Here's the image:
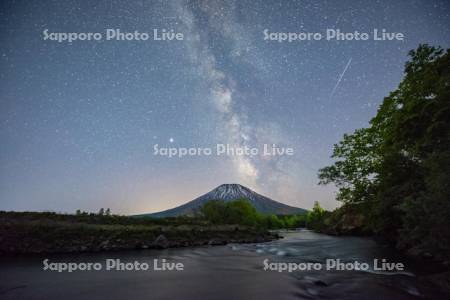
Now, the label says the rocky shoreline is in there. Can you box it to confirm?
[0,213,279,255]
[1,230,279,255]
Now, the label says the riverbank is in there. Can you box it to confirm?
[310,220,450,299]
[1,230,444,299]
[0,212,278,254]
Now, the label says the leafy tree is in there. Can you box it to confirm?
[375,45,450,251]
[225,199,260,226]
[306,201,327,230]
[318,127,381,204]
[318,44,450,256]
[265,215,284,229]
[200,199,306,229]
[200,200,227,224]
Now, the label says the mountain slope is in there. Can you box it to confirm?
[141,184,307,218]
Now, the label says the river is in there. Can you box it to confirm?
[0,230,434,299]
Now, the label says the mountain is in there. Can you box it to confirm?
[141,184,307,218]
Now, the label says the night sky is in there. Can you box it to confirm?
[1,0,449,214]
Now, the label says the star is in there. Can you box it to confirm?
[0,0,448,214]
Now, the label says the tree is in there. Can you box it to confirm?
[226,199,260,226]
[375,45,450,250]
[306,201,327,230]
[318,127,381,204]
[200,200,227,224]
[105,208,111,216]
[318,44,450,255]
[200,199,260,226]
[265,215,284,229]
[98,208,104,216]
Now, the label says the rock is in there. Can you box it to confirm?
[100,240,111,250]
[406,246,423,258]
[208,239,226,246]
[314,280,328,287]
[153,234,169,249]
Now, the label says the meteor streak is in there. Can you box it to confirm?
[330,58,352,100]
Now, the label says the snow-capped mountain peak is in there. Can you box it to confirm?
[145,183,307,218]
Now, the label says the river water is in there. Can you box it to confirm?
[0,230,434,299]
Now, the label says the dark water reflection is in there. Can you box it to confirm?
[0,230,432,299]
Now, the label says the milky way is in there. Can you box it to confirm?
[0,0,449,213]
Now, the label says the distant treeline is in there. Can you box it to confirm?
[199,198,324,230]
[315,44,450,260]
[1,199,313,231]
[0,210,209,226]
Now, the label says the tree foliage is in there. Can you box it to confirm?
[318,44,450,256]
[200,199,260,226]
[306,201,327,231]
[200,199,307,229]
